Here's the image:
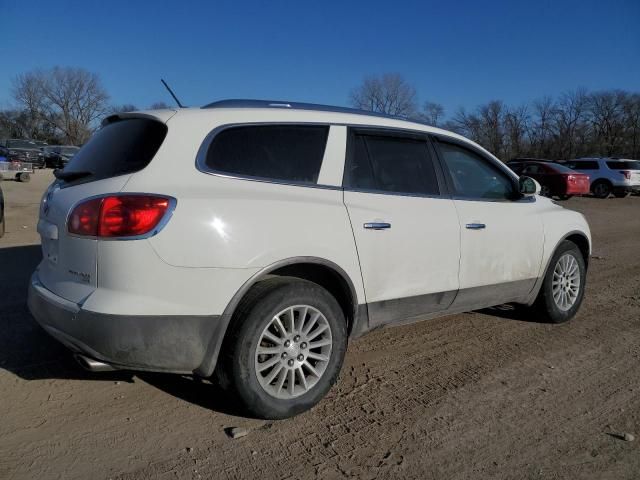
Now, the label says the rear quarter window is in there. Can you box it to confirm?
[63,118,167,185]
[607,160,640,170]
[204,125,329,184]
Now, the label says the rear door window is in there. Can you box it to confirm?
[344,132,440,196]
[63,118,167,185]
[204,125,329,184]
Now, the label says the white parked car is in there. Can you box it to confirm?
[28,100,591,418]
[562,157,640,198]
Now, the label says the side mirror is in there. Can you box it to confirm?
[519,176,540,197]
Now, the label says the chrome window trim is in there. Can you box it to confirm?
[65,193,177,241]
[195,122,336,189]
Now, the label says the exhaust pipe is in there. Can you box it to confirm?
[74,354,118,372]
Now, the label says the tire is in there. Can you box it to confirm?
[533,240,587,323]
[16,172,30,183]
[613,191,630,198]
[540,185,551,197]
[591,180,611,199]
[218,276,348,419]
[558,194,572,201]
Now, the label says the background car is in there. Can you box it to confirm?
[42,145,80,169]
[0,139,46,168]
[508,160,590,200]
[560,158,640,198]
[0,183,4,237]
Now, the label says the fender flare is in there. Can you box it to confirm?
[526,230,591,305]
[194,256,363,377]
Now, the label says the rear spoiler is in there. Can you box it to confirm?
[102,109,178,127]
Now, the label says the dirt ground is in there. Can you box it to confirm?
[1,171,639,480]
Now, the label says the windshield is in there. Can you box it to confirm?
[7,139,38,149]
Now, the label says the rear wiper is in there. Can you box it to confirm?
[53,169,92,181]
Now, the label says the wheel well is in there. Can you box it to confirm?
[268,263,356,335]
[565,233,590,267]
[591,178,612,187]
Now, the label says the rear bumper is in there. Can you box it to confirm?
[28,272,223,374]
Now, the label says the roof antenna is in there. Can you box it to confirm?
[161,79,184,108]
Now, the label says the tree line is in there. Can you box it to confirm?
[350,73,640,160]
[2,67,639,160]
[0,66,169,145]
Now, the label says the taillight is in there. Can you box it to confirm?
[621,170,631,180]
[68,195,173,238]
[567,175,576,183]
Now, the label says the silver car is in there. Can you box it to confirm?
[562,158,640,198]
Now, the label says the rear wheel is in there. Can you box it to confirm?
[591,180,611,199]
[218,277,347,419]
[557,194,572,201]
[533,240,586,323]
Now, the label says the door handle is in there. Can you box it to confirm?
[465,223,486,230]
[364,222,391,230]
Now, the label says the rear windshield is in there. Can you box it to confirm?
[62,118,167,185]
[606,160,640,170]
[547,162,577,173]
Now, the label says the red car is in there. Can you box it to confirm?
[508,160,590,200]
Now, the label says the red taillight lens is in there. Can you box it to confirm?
[68,198,102,236]
[68,195,172,238]
[621,170,631,180]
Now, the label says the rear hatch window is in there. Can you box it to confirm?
[59,117,167,186]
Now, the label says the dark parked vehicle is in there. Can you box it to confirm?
[508,160,590,200]
[42,145,80,169]
[0,183,4,237]
[0,139,46,168]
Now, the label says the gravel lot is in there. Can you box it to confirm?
[1,171,639,479]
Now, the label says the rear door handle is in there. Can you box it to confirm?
[364,222,391,230]
[465,223,486,230]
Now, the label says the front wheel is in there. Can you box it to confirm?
[533,240,587,323]
[557,194,572,201]
[218,277,347,419]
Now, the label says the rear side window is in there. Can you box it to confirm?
[607,160,640,170]
[205,125,329,184]
[344,133,439,196]
[565,161,599,170]
[62,118,167,185]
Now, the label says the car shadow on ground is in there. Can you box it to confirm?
[0,244,132,382]
[0,243,250,416]
[476,303,545,323]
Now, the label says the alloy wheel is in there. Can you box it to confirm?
[254,305,333,399]
[551,253,581,311]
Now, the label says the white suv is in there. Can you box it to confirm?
[562,157,640,198]
[28,100,591,419]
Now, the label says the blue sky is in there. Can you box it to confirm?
[1,0,638,116]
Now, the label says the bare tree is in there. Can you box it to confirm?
[110,104,138,114]
[350,73,417,117]
[12,67,109,145]
[503,105,530,159]
[420,101,445,126]
[149,101,170,109]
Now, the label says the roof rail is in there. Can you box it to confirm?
[201,99,413,122]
